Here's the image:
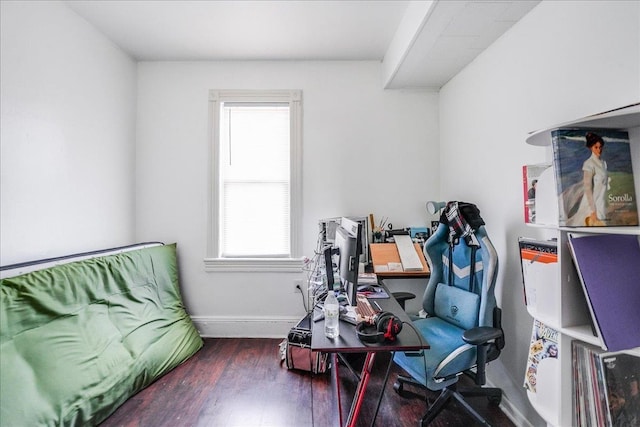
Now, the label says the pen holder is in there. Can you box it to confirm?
[373,231,385,243]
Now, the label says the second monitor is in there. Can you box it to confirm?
[333,217,363,307]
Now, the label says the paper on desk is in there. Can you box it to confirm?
[388,262,403,272]
[344,306,357,321]
[374,264,389,272]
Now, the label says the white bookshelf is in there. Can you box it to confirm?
[524,103,640,427]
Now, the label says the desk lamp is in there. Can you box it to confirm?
[426,201,446,215]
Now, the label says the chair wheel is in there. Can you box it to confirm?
[393,381,406,396]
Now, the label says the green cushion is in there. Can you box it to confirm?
[0,244,203,426]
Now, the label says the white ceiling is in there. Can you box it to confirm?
[65,0,540,90]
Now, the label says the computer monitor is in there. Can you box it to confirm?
[334,217,362,306]
[322,244,335,291]
[319,216,370,265]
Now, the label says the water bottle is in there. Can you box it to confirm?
[324,291,340,339]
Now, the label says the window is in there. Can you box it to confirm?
[205,90,302,272]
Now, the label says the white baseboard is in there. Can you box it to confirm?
[191,315,303,338]
[500,398,533,427]
[486,378,534,427]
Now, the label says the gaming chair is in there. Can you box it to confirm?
[392,201,505,426]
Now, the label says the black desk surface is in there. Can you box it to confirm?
[310,289,430,353]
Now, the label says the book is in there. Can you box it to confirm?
[572,341,640,427]
[518,237,558,315]
[567,233,640,352]
[601,351,640,426]
[534,164,560,226]
[524,319,559,393]
[550,128,638,227]
[573,341,605,427]
[522,163,552,223]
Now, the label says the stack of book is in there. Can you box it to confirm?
[572,341,640,427]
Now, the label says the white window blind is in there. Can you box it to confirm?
[220,104,290,257]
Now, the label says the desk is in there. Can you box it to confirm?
[311,289,429,427]
[370,243,430,279]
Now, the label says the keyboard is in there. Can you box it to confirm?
[355,294,378,323]
[395,234,423,271]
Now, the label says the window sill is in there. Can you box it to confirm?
[203,257,304,273]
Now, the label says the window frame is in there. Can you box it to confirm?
[205,90,303,272]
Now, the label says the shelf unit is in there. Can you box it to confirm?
[524,103,640,427]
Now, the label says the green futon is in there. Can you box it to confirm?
[0,243,203,426]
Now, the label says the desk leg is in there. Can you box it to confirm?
[331,353,343,427]
[370,352,394,427]
[346,352,376,427]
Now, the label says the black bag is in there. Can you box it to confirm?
[279,314,328,374]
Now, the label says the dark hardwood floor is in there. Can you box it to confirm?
[100,338,515,427]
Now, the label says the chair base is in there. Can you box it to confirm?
[394,375,502,426]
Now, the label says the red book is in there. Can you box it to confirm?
[522,163,552,224]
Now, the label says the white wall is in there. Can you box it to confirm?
[438,1,639,425]
[135,61,439,335]
[0,1,137,265]
[8,1,636,423]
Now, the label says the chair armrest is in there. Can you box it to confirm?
[462,326,503,346]
[392,292,416,310]
[463,326,504,385]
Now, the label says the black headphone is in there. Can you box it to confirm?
[356,312,403,344]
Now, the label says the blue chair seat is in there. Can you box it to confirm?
[394,317,476,390]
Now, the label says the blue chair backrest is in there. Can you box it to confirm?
[422,222,498,329]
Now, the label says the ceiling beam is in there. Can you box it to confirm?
[381,1,438,90]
